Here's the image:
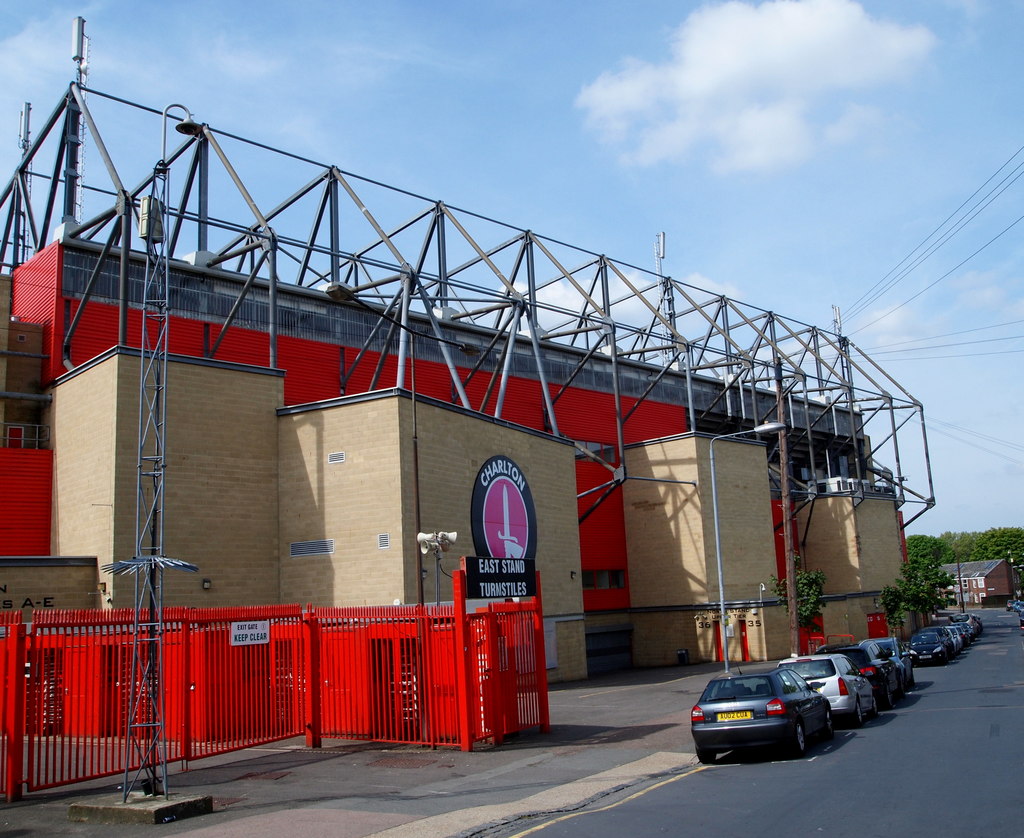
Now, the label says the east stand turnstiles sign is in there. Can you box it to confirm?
[461,556,537,599]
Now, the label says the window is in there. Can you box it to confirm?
[777,671,799,693]
[581,569,626,590]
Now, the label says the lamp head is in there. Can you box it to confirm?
[175,117,203,137]
[325,282,357,302]
[752,421,787,434]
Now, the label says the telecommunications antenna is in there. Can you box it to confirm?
[655,232,676,359]
[69,17,89,221]
[832,305,843,336]
[72,16,89,84]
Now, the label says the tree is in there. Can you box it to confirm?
[905,534,954,566]
[881,537,955,628]
[770,558,826,629]
[971,527,1024,567]
[938,530,978,564]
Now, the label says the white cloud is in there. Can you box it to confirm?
[951,269,1024,316]
[576,0,936,173]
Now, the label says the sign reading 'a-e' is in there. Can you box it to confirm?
[462,556,537,599]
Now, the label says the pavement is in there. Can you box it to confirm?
[0,657,773,838]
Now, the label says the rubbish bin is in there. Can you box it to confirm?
[676,648,689,665]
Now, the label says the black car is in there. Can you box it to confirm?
[815,640,901,708]
[909,629,951,665]
[874,636,915,692]
[690,669,833,764]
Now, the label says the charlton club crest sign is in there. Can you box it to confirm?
[471,455,538,560]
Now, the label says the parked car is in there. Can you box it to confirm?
[949,623,971,648]
[949,614,975,641]
[938,624,963,655]
[1006,600,1019,611]
[873,636,915,693]
[951,612,983,638]
[690,669,833,763]
[909,629,951,665]
[815,640,901,709]
[776,653,876,727]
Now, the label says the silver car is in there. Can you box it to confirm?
[777,653,876,727]
[874,636,915,694]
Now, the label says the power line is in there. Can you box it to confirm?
[867,334,1024,355]
[877,348,1024,361]
[929,416,1024,455]
[927,422,1024,467]
[849,208,1024,336]
[865,317,1024,350]
[845,142,1024,323]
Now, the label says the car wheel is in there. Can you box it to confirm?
[696,748,715,765]
[788,720,807,759]
[821,709,834,741]
[868,693,879,719]
[894,674,905,700]
[851,698,865,728]
[878,681,893,710]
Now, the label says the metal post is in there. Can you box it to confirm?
[709,435,731,673]
[776,359,799,655]
[709,422,787,673]
[411,331,424,606]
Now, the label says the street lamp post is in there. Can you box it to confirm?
[709,422,787,673]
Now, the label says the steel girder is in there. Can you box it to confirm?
[0,84,935,527]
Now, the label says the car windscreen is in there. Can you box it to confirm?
[835,649,869,666]
[911,633,941,644]
[701,676,773,701]
[782,660,836,679]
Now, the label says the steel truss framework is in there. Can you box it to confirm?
[0,84,935,527]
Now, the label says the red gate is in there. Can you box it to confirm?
[1,573,549,802]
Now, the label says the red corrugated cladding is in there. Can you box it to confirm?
[0,449,53,555]
[10,243,62,383]
[771,499,799,580]
[577,461,630,610]
[12,245,703,618]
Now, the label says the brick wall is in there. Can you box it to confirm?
[623,434,780,664]
[278,392,586,681]
[0,560,97,617]
[51,352,283,607]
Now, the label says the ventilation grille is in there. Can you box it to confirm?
[377,533,391,550]
[327,451,346,464]
[290,539,335,557]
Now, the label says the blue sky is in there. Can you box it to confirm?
[2,0,1022,537]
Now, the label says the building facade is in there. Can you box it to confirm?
[0,84,934,682]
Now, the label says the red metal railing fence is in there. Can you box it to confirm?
[0,571,549,802]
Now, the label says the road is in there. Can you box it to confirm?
[492,610,1024,838]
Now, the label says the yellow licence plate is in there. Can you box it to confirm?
[717,710,753,721]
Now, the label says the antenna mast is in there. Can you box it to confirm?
[65,17,89,222]
[655,232,676,354]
